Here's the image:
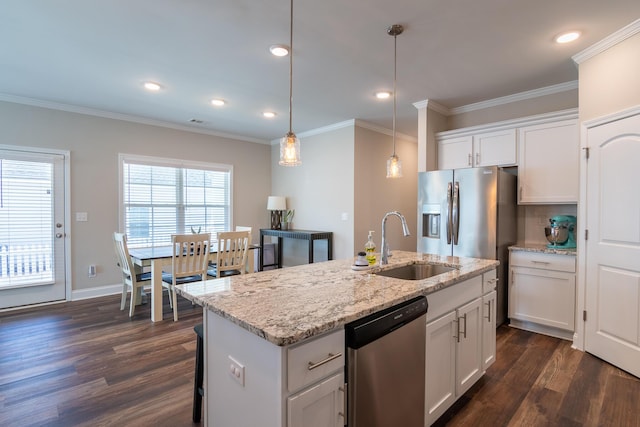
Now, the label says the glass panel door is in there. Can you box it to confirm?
[0,149,66,308]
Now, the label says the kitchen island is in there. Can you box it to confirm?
[176,251,498,427]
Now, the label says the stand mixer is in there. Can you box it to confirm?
[544,215,577,249]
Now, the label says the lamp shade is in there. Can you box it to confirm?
[267,196,287,211]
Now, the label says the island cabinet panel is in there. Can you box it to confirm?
[205,310,344,427]
[287,373,344,427]
[425,271,496,426]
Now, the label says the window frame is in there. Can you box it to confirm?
[118,153,233,248]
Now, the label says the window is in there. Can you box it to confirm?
[120,154,232,248]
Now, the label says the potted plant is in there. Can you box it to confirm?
[281,209,295,230]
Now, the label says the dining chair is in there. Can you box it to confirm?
[113,232,151,317]
[207,230,251,277]
[162,233,211,321]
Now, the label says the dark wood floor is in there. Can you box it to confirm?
[1,294,639,427]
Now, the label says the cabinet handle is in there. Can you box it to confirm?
[454,318,460,343]
[485,300,492,322]
[531,260,551,265]
[468,153,472,166]
[462,313,467,339]
[476,152,480,165]
[308,352,342,370]
[339,384,346,419]
[519,186,523,201]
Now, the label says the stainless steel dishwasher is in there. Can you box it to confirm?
[345,296,427,427]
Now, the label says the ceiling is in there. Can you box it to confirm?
[1,1,639,143]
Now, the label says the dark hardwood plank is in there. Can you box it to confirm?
[2,295,639,426]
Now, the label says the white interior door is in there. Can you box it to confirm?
[585,112,640,378]
[0,148,67,308]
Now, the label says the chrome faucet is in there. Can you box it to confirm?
[380,211,410,265]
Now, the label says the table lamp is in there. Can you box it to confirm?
[267,196,287,229]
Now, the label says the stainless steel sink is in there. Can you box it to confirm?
[375,263,457,280]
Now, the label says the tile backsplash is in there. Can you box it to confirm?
[518,204,578,245]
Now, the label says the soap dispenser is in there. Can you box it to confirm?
[365,230,376,265]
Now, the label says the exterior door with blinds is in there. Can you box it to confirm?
[0,149,67,308]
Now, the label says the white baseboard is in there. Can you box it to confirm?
[71,283,124,301]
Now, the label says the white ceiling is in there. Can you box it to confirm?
[1,1,639,143]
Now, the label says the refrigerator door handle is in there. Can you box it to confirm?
[452,182,460,245]
[446,182,453,244]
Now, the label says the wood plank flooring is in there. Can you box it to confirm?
[1,294,639,426]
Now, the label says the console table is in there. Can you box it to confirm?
[259,229,333,271]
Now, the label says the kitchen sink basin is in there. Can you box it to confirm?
[375,263,457,280]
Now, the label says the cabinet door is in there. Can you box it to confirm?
[473,128,517,167]
[438,135,473,170]
[425,311,457,426]
[456,297,483,396]
[517,119,579,204]
[509,266,576,331]
[482,291,497,371]
[287,372,344,427]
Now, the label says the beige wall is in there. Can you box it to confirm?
[269,122,418,265]
[578,32,640,121]
[270,125,355,263]
[354,126,418,256]
[0,101,271,295]
[448,89,578,130]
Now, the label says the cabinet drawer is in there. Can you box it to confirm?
[510,251,575,273]
[426,275,482,322]
[287,329,345,393]
[482,269,497,294]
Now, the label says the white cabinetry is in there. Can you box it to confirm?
[481,269,497,370]
[517,119,579,204]
[437,128,517,170]
[205,311,344,427]
[425,271,496,426]
[509,250,576,340]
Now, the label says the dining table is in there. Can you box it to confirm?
[128,243,257,322]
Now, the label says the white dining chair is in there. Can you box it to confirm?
[113,232,151,317]
[162,233,211,321]
[208,230,251,277]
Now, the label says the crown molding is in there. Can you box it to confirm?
[413,99,450,115]
[0,93,269,145]
[437,108,578,138]
[573,18,640,64]
[270,119,418,145]
[449,81,578,115]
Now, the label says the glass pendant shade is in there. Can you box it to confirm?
[386,154,403,178]
[279,131,301,166]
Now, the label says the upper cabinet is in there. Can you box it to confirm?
[438,129,517,170]
[517,119,579,204]
[435,109,579,205]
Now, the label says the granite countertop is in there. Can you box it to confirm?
[509,244,577,256]
[175,250,498,346]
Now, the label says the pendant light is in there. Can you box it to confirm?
[386,24,403,178]
[279,0,301,166]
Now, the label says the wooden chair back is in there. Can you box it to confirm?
[113,232,135,285]
[215,231,251,277]
[171,233,211,283]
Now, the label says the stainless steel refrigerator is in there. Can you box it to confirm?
[417,166,517,325]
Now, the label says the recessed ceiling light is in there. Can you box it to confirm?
[210,98,226,106]
[263,111,276,118]
[269,45,289,57]
[555,31,581,44]
[143,81,162,91]
[375,91,392,99]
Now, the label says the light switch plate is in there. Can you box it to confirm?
[76,212,88,222]
[228,355,245,386]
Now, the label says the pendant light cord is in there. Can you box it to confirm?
[288,0,294,135]
[392,31,397,156]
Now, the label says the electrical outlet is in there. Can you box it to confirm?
[228,356,245,386]
[88,264,96,278]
